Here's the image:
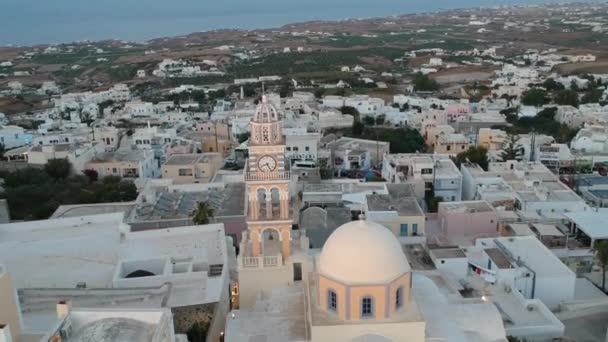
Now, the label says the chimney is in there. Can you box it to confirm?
[0,324,13,342]
[56,300,72,319]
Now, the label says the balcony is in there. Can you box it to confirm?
[238,255,283,269]
[244,160,290,181]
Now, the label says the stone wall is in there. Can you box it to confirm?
[172,303,216,334]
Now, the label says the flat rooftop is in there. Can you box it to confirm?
[578,175,608,187]
[366,194,423,216]
[495,236,576,277]
[164,153,220,166]
[327,136,389,150]
[0,214,228,304]
[440,200,494,214]
[589,189,608,200]
[226,284,307,342]
[19,287,170,334]
[91,149,148,163]
[485,248,513,269]
[564,209,608,240]
[51,202,135,219]
[428,246,466,259]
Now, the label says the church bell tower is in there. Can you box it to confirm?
[243,95,292,262]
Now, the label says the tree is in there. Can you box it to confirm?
[192,201,214,225]
[500,135,523,162]
[455,146,489,171]
[351,120,364,135]
[340,106,359,117]
[570,80,579,91]
[542,78,564,91]
[413,73,439,92]
[581,89,603,104]
[83,169,99,182]
[44,158,71,179]
[521,88,548,107]
[554,89,579,107]
[314,88,326,99]
[80,111,94,126]
[186,322,209,342]
[98,100,115,117]
[362,116,375,126]
[0,143,5,160]
[594,240,608,292]
[0,164,138,220]
[236,132,250,144]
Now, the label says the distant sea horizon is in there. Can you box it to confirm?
[0,0,599,47]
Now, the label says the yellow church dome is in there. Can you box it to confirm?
[318,220,410,285]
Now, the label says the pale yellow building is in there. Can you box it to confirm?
[434,132,469,156]
[425,124,454,149]
[85,149,159,179]
[197,121,234,156]
[478,128,507,151]
[160,153,223,184]
[365,194,426,238]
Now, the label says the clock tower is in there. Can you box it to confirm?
[237,96,308,309]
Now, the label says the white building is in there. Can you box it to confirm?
[382,153,462,202]
[0,125,29,149]
[327,137,390,171]
[0,214,232,341]
[469,236,576,309]
[571,124,608,153]
[284,127,320,164]
[461,160,588,213]
[27,142,99,173]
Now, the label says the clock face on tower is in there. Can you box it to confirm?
[258,155,277,172]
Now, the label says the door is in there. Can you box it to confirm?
[293,262,302,281]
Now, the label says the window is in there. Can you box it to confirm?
[305,146,310,151]
[462,145,466,150]
[446,145,451,151]
[361,297,373,318]
[412,224,418,235]
[399,224,408,236]
[328,290,337,311]
[396,287,403,309]
[286,147,291,151]
[293,147,299,151]
[421,168,433,175]
[112,168,117,173]
[178,168,193,176]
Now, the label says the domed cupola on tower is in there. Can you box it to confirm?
[250,96,283,145]
[316,220,412,321]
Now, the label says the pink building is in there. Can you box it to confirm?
[437,200,498,244]
[445,104,469,120]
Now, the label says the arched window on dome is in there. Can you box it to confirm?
[328,289,337,311]
[361,296,374,318]
[396,287,403,310]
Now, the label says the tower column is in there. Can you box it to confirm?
[251,230,260,257]
[281,228,290,259]
[280,192,289,219]
[248,194,259,220]
[266,198,273,219]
